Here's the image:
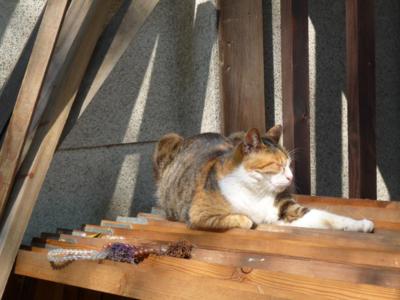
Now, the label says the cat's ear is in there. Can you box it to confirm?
[243,128,262,154]
[228,131,246,146]
[266,125,282,144]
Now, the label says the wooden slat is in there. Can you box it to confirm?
[81,223,400,269]
[295,195,400,209]
[0,1,121,296]
[280,0,310,194]
[47,235,400,289]
[218,0,266,134]
[346,0,377,199]
[86,222,400,250]
[0,0,68,218]
[102,217,400,246]
[16,250,400,300]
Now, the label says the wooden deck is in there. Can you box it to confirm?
[11,195,400,300]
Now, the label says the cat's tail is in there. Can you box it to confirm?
[153,133,184,182]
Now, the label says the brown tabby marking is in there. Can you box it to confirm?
[275,193,310,222]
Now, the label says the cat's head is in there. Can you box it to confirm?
[229,126,293,194]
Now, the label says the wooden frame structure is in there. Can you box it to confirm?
[0,0,396,299]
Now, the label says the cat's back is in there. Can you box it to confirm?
[161,132,232,180]
[154,132,233,221]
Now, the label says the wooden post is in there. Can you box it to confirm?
[218,0,266,135]
[0,0,68,219]
[280,0,310,194]
[346,0,376,199]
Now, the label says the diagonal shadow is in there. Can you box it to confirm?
[130,0,217,216]
[0,0,18,44]
[375,0,400,200]
[0,10,42,139]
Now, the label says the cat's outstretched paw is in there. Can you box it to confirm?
[344,219,374,233]
[360,219,374,233]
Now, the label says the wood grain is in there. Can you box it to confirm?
[16,250,400,300]
[346,0,376,199]
[218,0,266,134]
[0,0,68,218]
[281,0,310,194]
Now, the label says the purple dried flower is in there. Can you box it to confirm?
[105,243,137,264]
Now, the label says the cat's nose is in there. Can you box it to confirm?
[285,171,293,182]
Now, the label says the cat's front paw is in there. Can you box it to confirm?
[360,219,374,233]
[345,219,374,233]
[235,215,254,229]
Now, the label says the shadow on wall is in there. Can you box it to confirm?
[375,0,400,200]
[0,4,41,138]
[131,0,217,215]
[0,0,18,41]
[24,0,217,242]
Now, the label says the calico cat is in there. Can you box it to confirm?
[153,125,374,232]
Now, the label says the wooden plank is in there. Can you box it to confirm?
[85,222,400,251]
[81,224,400,269]
[280,0,310,194]
[46,235,400,289]
[0,1,121,297]
[295,195,400,209]
[218,0,266,134]
[105,217,400,246]
[15,250,400,300]
[346,0,376,199]
[0,0,68,219]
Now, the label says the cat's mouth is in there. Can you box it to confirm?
[271,182,291,191]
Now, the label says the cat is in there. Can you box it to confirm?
[153,125,374,233]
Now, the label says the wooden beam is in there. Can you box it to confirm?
[80,223,400,269]
[41,236,400,290]
[103,217,400,246]
[280,0,310,194]
[218,0,266,134]
[295,194,400,209]
[16,250,400,299]
[0,0,68,219]
[0,1,121,296]
[346,0,376,199]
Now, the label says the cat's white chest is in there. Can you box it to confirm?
[218,168,279,224]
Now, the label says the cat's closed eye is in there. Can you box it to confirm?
[257,162,283,173]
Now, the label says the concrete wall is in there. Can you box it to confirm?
[0,0,399,243]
